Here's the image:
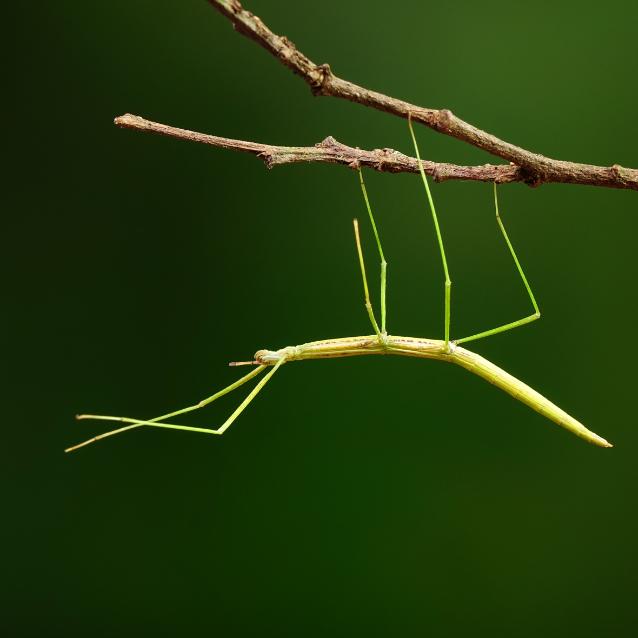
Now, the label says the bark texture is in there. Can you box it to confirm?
[202,0,637,191]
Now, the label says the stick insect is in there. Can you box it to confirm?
[66,118,612,453]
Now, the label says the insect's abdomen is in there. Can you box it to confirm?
[451,347,612,448]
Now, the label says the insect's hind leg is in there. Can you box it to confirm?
[65,362,281,452]
[455,184,540,346]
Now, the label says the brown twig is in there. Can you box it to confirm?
[205,0,637,191]
[114,113,521,183]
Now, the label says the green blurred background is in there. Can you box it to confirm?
[6,1,638,636]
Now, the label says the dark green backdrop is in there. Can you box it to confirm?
[6,1,638,636]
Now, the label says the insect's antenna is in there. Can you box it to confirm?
[352,218,382,338]
[408,113,452,349]
[358,168,388,334]
[66,363,273,452]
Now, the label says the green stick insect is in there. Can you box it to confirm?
[66,118,612,453]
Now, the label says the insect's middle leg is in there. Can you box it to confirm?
[408,115,452,350]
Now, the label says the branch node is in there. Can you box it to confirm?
[611,164,631,184]
[520,168,545,188]
[311,63,333,95]
[258,151,275,169]
[431,165,444,182]
[317,136,337,149]
[437,108,454,131]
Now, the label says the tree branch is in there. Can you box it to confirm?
[114,113,523,183]
[206,0,637,191]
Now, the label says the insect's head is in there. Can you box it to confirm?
[254,346,299,365]
[254,349,284,365]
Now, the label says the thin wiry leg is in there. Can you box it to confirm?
[357,168,388,334]
[352,218,382,338]
[408,114,452,350]
[455,183,540,345]
[65,362,283,452]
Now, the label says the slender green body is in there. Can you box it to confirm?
[68,122,613,453]
[255,335,611,448]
